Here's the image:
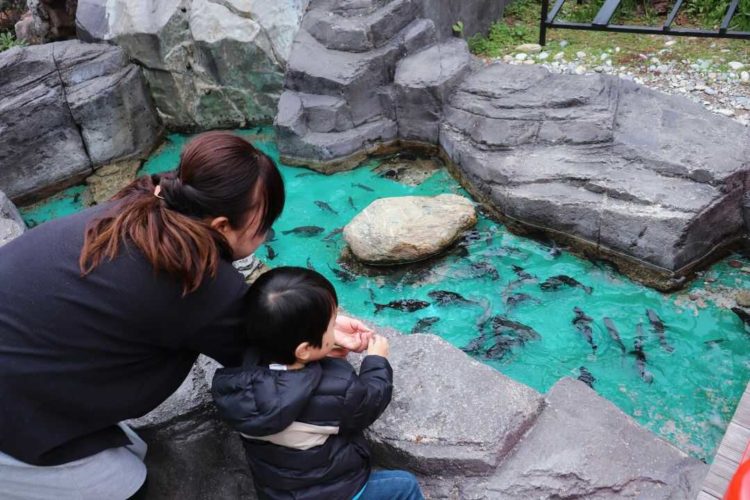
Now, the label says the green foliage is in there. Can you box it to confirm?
[452,20,465,36]
[684,0,750,31]
[0,32,25,51]
[468,21,538,57]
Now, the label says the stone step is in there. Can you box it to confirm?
[304,0,419,53]
[276,90,355,134]
[277,117,398,164]
[394,38,472,142]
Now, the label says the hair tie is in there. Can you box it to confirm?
[154,185,165,200]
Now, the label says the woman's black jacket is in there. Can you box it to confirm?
[211,350,393,500]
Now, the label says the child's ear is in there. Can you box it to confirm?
[295,342,311,362]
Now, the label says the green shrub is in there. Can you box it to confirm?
[684,0,750,31]
[0,31,25,51]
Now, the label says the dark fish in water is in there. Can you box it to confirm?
[470,261,500,280]
[490,316,541,341]
[463,333,488,354]
[485,335,518,359]
[512,265,536,282]
[73,192,82,203]
[314,200,338,215]
[461,230,483,244]
[328,265,356,283]
[282,226,324,237]
[505,293,539,308]
[572,307,597,352]
[427,290,477,306]
[352,182,374,192]
[603,317,626,354]
[295,172,317,178]
[265,245,276,261]
[322,227,344,241]
[266,228,276,242]
[367,287,376,302]
[306,257,315,271]
[647,309,673,353]
[633,324,654,383]
[578,366,596,389]
[374,299,430,314]
[732,307,750,327]
[348,196,356,210]
[412,316,440,333]
[540,275,593,294]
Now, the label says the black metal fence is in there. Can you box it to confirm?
[540,0,750,45]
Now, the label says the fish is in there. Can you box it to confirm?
[540,275,593,294]
[490,316,541,342]
[427,290,477,306]
[352,182,374,192]
[374,299,430,314]
[485,335,518,360]
[632,324,654,384]
[412,316,440,333]
[470,261,500,280]
[505,293,539,308]
[603,317,626,354]
[314,200,338,215]
[572,307,597,352]
[295,172,317,178]
[577,366,596,389]
[463,333,489,354]
[73,192,81,203]
[367,287,376,302]
[282,226,324,237]
[322,227,344,241]
[265,245,276,261]
[731,307,750,328]
[512,265,536,282]
[306,257,315,271]
[646,309,673,353]
[328,265,356,283]
[348,196,356,210]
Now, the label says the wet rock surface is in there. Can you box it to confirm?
[343,194,477,265]
[441,63,750,284]
[0,40,162,203]
[76,0,309,130]
[0,190,25,247]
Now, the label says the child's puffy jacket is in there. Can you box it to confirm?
[211,349,393,500]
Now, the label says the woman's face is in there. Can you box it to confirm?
[212,210,268,260]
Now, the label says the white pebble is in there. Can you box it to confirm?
[515,53,528,61]
[516,43,542,53]
[615,47,621,53]
[553,52,565,61]
[503,54,513,62]
[576,51,586,59]
[538,51,549,60]
[559,40,569,48]
[600,53,609,61]
[717,109,735,117]
[665,40,676,47]
[575,65,586,75]
[741,71,750,82]
[729,61,745,71]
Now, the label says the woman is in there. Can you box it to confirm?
[0,132,372,499]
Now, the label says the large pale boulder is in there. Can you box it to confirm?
[343,194,477,264]
[76,0,310,130]
[0,190,26,247]
[0,40,161,203]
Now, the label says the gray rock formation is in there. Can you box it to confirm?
[0,40,162,203]
[0,190,25,247]
[343,194,477,264]
[474,378,708,499]
[441,64,750,288]
[363,332,543,475]
[76,0,310,130]
[394,38,471,143]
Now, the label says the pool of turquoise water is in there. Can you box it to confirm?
[20,127,750,462]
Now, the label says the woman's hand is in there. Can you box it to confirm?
[329,314,374,358]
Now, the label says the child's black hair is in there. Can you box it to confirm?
[244,266,338,365]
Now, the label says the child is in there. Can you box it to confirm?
[211,266,424,500]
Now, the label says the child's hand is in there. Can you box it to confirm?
[367,334,389,358]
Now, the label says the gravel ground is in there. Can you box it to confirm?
[493,38,750,126]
